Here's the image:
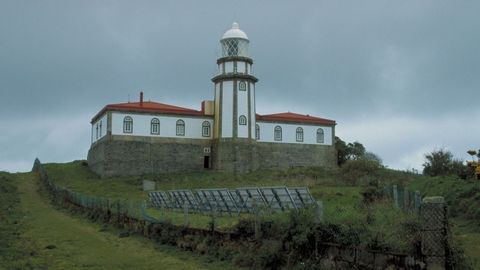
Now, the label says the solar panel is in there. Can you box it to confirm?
[234,187,267,213]
[168,190,202,211]
[288,187,316,208]
[147,186,317,214]
[196,188,239,214]
[148,191,173,209]
[259,187,297,212]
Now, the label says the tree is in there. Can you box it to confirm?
[347,142,366,160]
[335,137,381,166]
[362,151,383,165]
[335,137,349,165]
[422,149,456,176]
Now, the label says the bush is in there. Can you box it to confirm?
[361,185,384,204]
[340,159,381,185]
[422,149,469,178]
[253,240,284,269]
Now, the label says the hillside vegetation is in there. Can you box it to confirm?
[44,160,422,253]
[0,171,243,270]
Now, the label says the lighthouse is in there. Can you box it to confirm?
[212,22,258,140]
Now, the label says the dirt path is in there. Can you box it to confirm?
[16,172,238,270]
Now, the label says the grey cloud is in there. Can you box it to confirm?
[1,0,479,171]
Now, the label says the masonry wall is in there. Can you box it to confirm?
[255,141,337,170]
[88,135,212,177]
[212,139,337,174]
[89,135,337,177]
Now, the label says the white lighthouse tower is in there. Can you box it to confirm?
[212,22,258,140]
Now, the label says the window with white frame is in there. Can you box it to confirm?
[95,124,99,139]
[296,127,304,142]
[317,128,324,143]
[99,121,102,137]
[255,124,260,140]
[176,119,185,136]
[123,116,133,133]
[274,126,282,141]
[239,115,247,125]
[239,81,246,91]
[202,121,211,137]
[151,118,160,135]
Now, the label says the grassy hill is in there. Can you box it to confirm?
[0,171,244,270]
[41,160,480,267]
[43,161,421,252]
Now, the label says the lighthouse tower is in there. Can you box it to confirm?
[212,22,258,140]
[212,22,259,172]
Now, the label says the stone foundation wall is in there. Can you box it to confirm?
[255,141,337,170]
[212,139,337,173]
[88,135,212,177]
[88,136,337,177]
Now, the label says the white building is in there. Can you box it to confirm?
[88,23,337,176]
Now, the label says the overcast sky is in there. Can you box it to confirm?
[1,0,479,173]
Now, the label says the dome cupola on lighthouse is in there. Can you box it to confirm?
[221,22,249,57]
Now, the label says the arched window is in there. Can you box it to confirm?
[317,128,324,143]
[239,115,247,125]
[176,119,185,136]
[255,124,260,140]
[123,116,133,133]
[239,81,246,91]
[151,118,160,135]
[296,127,304,142]
[274,126,282,141]
[202,121,211,137]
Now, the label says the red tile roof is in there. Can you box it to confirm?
[92,101,336,126]
[256,112,336,126]
[91,101,203,123]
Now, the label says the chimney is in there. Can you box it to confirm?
[140,91,144,106]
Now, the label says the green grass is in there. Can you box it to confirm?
[0,172,40,269]
[42,160,421,252]
[1,172,243,270]
[146,208,243,230]
[405,175,480,267]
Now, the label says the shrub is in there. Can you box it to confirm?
[253,240,284,269]
[340,159,381,185]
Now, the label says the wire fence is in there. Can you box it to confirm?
[383,185,422,214]
[32,158,159,223]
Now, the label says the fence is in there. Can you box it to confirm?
[32,159,451,269]
[383,185,423,213]
[32,158,158,223]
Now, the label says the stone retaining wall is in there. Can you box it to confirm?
[88,136,337,176]
[88,135,212,177]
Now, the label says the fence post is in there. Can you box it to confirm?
[421,196,447,270]
[403,187,410,211]
[314,200,323,258]
[392,185,399,208]
[315,201,324,223]
[253,198,260,240]
[414,191,421,213]
[211,205,217,232]
[183,201,189,227]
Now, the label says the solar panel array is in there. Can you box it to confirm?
[148,186,317,215]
